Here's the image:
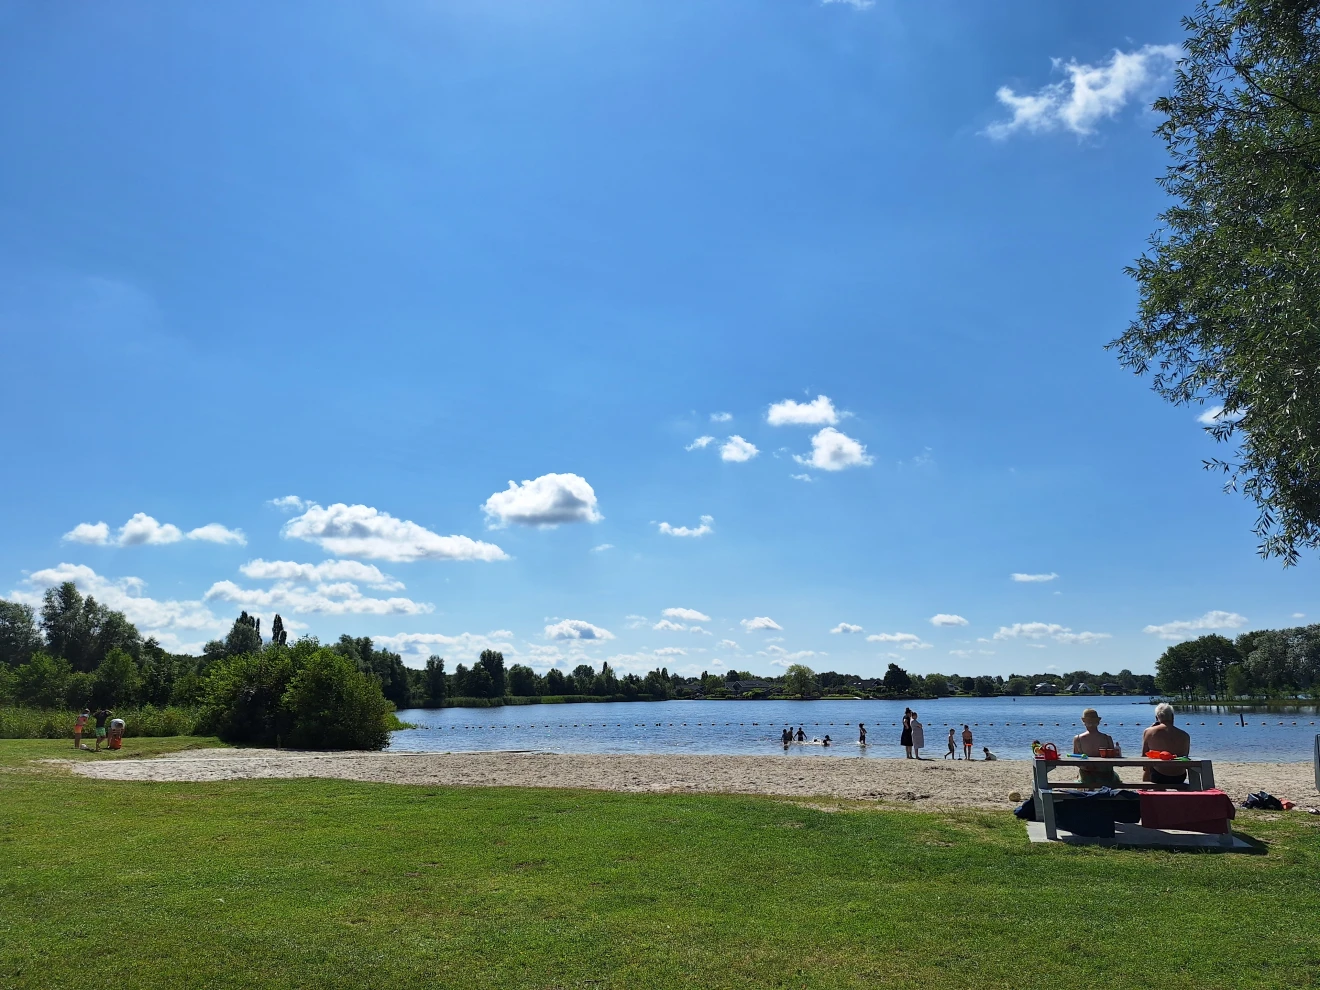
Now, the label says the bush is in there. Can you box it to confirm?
[281,650,392,751]
[198,651,295,745]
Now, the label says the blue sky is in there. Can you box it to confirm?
[2,1,1314,677]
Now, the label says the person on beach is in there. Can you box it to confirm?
[900,710,914,758]
[1073,708,1120,786]
[982,747,998,761]
[93,708,111,752]
[1141,703,1191,788]
[795,726,806,743]
[74,708,90,750]
[945,728,957,759]
[961,725,973,760]
[858,723,867,746]
[910,711,925,759]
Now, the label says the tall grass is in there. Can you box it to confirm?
[0,705,201,739]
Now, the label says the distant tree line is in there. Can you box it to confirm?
[1155,624,1320,700]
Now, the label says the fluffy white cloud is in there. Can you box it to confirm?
[994,622,1110,645]
[205,578,431,616]
[63,521,110,544]
[720,436,759,462]
[591,543,614,553]
[687,435,716,450]
[866,632,931,650]
[653,647,687,657]
[284,502,506,562]
[741,616,782,632]
[1196,405,1245,426]
[985,44,1181,139]
[794,428,873,471]
[544,619,615,641]
[767,395,839,427]
[482,473,603,528]
[1142,610,1247,642]
[717,638,740,650]
[238,558,404,591]
[663,607,711,623]
[373,630,516,667]
[830,623,863,634]
[269,496,307,511]
[186,523,247,546]
[763,645,819,666]
[658,515,714,538]
[12,563,227,654]
[929,613,969,627]
[1011,572,1058,583]
[710,412,732,423]
[118,513,184,545]
[652,619,688,632]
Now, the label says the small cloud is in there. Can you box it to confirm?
[866,632,931,651]
[285,502,506,562]
[790,473,813,482]
[1011,572,1058,583]
[624,614,649,629]
[544,619,615,641]
[794,428,873,471]
[767,395,839,427]
[929,613,969,627]
[591,543,614,553]
[830,623,863,634]
[1197,405,1245,426]
[663,607,711,622]
[653,647,687,657]
[741,616,782,632]
[117,513,184,546]
[186,523,247,546]
[269,496,307,512]
[1142,610,1247,642]
[720,436,759,462]
[482,473,603,528]
[994,622,1110,645]
[1292,612,1306,619]
[63,521,110,545]
[710,412,733,423]
[688,625,711,635]
[658,515,714,538]
[652,619,687,632]
[686,436,716,450]
[822,0,875,8]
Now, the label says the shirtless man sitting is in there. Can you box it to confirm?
[1072,708,1119,786]
[1141,703,1191,788]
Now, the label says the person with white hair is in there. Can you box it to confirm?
[1141,702,1192,788]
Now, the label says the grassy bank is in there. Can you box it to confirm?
[2,738,1318,989]
[0,705,202,739]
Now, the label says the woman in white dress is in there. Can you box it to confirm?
[910,711,925,759]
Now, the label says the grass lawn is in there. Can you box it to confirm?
[2,739,1318,989]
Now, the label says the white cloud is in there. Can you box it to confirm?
[830,622,863,634]
[657,515,713,538]
[1011,572,1058,583]
[269,496,307,512]
[866,632,931,650]
[624,614,649,629]
[653,647,687,657]
[994,622,1110,645]
[720,436,759,462]
[791,473,813,482]
[688,625,711,636]
[544,619,615,641]
[652,619,688,632]
[767,395,839,427]
[741,616,782,632]
[717,639,740,651]
[794,428,873,471]
[985,44,1181,139]
[117,513,184,546]
[63,521,110,545]
[1197,405,1245,426]
[186,523,247,546]
[482,473,603,528]
[1142,610,1248,642]
[929,613,969,627]
[12,563,226,654]
[1293,612,1306,619]
[710,412,733,423]
[591,543,614,553]
[373,630,516,667]
[686,436,716,450]
[238,559,404,591]
[284,502,506,562]
[763,645,818,667]
[663,607,711,622]
[205,579,431,616]
[822,0,875,9]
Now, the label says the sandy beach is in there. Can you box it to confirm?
[65,749,1319,809]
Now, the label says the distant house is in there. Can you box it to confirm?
[730,679,772,696]
[1034,683,1058,695]
[1073,682,1092,694]
[1101,682,1122,695]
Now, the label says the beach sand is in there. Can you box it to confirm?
[65,749,1319,809]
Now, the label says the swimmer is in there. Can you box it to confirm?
[822,734,831,747]
[858,723,867,745]
[795,726,806,742]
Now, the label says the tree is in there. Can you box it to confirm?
[40,582,141,671]
[14,652,72,708]
[1156,641,1199,698]
[224,612,263,657]
[476,650,506,698]
[1111,0,1320,563]
[882,663,912,695]
[281,649,393,750]
[507,663,537,697]
[973,675,996,697]
[423,656,448,707]
[571,664,596,696]
[782,664,820,698]
[94,647,140,707]
[924,673,950,697]
[0,600,42,668]
[545,668,569,695]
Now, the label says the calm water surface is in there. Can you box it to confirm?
[392,696,1319,762]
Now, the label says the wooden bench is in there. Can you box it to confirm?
[1033,757,1216,841]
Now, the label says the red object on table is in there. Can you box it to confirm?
[1139,789,1236,834]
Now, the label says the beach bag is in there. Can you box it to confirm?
[1013,796,1037,821]
[1241,791,1284,811]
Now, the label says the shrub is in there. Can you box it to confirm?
[198,651,295,745]
[281,650,392,751]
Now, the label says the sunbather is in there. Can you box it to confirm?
[1141,703,1191,788]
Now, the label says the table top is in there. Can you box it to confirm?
[1037,756,1208,765]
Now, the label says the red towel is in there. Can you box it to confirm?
[1139,789,1235,834]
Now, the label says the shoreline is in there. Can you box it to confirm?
[65,749,1319,810]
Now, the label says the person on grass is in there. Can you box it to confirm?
[961,725,973,761]
[92,708,111,752]
[73,708,90,750]
[1142,703,1191,788]
[1072,708,1120,787]
[909,711,925,759]
[945,728,957,759]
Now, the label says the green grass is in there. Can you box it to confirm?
[2,739,1318,989]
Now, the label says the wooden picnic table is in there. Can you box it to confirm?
[1032,757,1216,841]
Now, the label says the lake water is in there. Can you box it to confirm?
[392,696,1319,763]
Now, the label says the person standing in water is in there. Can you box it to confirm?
[858,723,867,746]
[795,726,806,742]
[944,728,957,759]
[900,709,914,758]
[910,711,925,759]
